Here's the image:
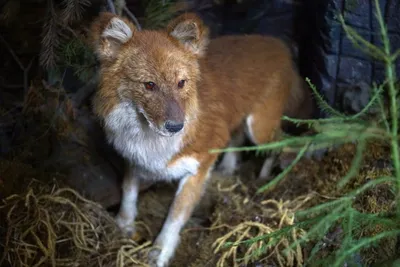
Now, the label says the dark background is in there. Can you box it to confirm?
[0,0,399,207]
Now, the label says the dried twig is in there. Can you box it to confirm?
[114,0,125,15]
[123,6,142,31]
[106,0,116,14]
[0,35,24,70]
[0,34,35,92]
[23,57,35,91]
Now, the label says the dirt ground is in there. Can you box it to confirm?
[132,140,396,267]
[0,75,398,267]
[1,132,397,267]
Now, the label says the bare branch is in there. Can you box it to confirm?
[0,34,24,70]
[0,34,35,92]
[114,0,125,15]
[107,0,116,14]
[23,57,35,92]
[123,6,142,31]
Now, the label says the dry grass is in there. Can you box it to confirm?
[0,141,397,267]
[208,177,312,267]
[0,180,152,267]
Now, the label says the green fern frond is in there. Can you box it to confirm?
[338,15,387,62]
[305,77,347,118]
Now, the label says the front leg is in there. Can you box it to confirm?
[148,163,213,267]
[115,164,140,236]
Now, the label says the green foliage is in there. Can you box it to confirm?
[141,0,184,30]
[58,37,97,82]
[210,0,400,265]
[39,0,91,70]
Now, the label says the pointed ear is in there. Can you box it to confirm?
[89,12,136,62]
[167,13,209,57]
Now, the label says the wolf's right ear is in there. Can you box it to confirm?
[89,12,136,62]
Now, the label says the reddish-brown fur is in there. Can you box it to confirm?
[89,12,313,266]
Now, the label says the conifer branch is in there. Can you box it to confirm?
[40,0,60,69]
[61,0,91,23]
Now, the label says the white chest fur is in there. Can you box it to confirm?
[103,103,199,181]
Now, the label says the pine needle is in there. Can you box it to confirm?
[61,0,91,23]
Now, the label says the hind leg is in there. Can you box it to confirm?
[258,156,277,179]
[217,127,245,175]
[245,93,288,179]
[246,113,281,180]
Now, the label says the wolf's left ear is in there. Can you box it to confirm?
[167,13,209,57]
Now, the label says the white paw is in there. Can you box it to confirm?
[217,152,239,176]
[258,157,276,180]
[148,246,171,267]
[115,213,135,236]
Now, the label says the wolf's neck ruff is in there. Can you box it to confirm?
[104,102,197,180]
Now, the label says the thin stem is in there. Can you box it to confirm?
[0,35,34,93]
[256,143,310,194]
[373,82,391,132]
[350,82,384,120]
[337,137,366,188]
[374,0,400,204]
[333,230,400,267]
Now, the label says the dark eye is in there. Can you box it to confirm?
[177,80,186,89]
[144,82,156,90]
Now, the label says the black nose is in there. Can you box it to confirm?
[165,120,184,133]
